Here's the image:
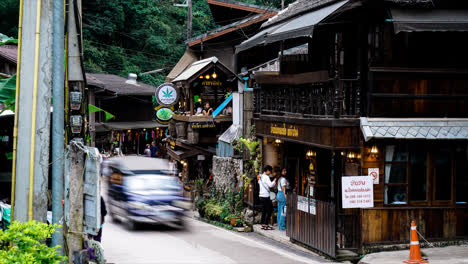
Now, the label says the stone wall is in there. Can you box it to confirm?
[212,156,243,193]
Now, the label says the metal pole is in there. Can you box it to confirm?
[51,0,65,250]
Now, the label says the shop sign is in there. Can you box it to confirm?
[202,80,222,86]
[297,195,316,215]
[368,168,379,184]
[156,108,174,124]
[270,123,299,137]
[342,176,374,209]
[155,83,178,106]
[190,122,216,129]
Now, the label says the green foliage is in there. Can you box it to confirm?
[0,0,19,37]
[204,199,223,220]
[0,74,16,114]
[0,221,67,264]
[239,137,259,158]
[81,0,218,86]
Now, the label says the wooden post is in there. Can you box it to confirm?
[67,142,85,263]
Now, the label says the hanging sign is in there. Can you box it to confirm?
[342,176,373,208]
[155,83,178,106]
[156,108,174,124]
[368,168,379,184]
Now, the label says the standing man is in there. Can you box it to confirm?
[258,165,276,230]
[150,141,158,158]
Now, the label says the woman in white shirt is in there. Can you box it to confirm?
[258,165,277,230]
[277,168,289,231]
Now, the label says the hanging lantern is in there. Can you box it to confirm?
[205,74,210,79]
[212,72,217,79]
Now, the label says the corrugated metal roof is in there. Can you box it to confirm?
[86,73,156,96]
[172,57,218,82]
[0,45,18,64]
[360,117,468,142]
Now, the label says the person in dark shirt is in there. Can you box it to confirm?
[94,196,107,242]
[150,141,158,158]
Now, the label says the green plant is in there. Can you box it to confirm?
[230,139,244,154]
[195,197,206,217]
[204,199,223,221]
[0,220,67,264]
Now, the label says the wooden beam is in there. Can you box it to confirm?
[187,13,275,47]
[255,70,330,85]
[207,0,275,14]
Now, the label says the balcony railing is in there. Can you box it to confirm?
[254,78,360,118]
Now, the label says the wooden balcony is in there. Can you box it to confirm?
[254,78,361,119]
[172,114,232,123]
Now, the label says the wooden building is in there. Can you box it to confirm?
[236,0,468,257]
[165,0,277,184]
[86,73,167,154]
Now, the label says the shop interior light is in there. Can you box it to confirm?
[306,150,316,158]
[127,129,131,132]
[199,75,204,79]
[274,139,282,144]
[370,145,379,158]
[341,151,345,156]
[212,72,217,79]
[205,74,210,79]
[143,128,146,131]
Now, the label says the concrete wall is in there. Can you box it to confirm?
[212,156,242,192]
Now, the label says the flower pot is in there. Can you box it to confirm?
[230,217,241,227]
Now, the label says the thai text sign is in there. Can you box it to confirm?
[270,123,299,137]
[297,195,316,215]
[190,122,216,129]
[342,176,374,208]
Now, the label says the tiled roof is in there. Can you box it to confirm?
[0,45,18,64]
[86,73,156,96]
[360,117,468,142]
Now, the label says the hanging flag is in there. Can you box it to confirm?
[88,104,115,121]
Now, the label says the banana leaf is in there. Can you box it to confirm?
[0,74,16,114]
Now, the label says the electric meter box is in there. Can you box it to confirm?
[70,115,82,134]
[70,92,82,110]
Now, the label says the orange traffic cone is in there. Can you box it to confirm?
[403,221,428,264]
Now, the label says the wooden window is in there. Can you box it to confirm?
[455,145,468,204]
[384,144,408,205]
[384,143,463,206]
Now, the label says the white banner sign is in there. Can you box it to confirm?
[368,168,379,184]
[342,176,374,208]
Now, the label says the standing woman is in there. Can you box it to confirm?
[276,168,289,230]
[258,165,277,230]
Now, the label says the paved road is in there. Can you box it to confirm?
[101,215,328,264]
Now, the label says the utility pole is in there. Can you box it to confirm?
[66,0,87,262]
[51,0,66,251]
[281,0,285,10]
[13,0,53,222]
[187,0,192,40]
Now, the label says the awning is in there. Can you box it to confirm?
[265,0,349,44]
[390,9,468,34]
[235,21,287,53]
[167,148,201,161]
[360,117,468,142]
[165,50,197,82]
[218,124,242,144]
[172,57,219,83]
[99,121,168,131]
[235,0,348,52]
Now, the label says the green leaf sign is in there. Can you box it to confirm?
[155,83,178,106]
[156,107,174,122]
